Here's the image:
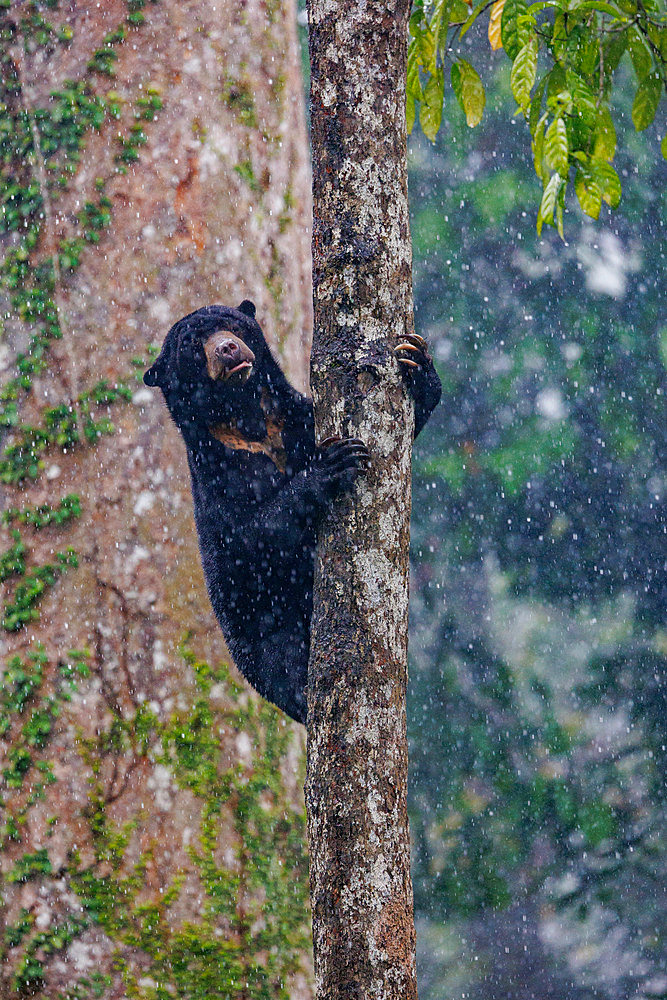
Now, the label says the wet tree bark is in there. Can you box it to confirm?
[0,2,313,995]
[305,2,418,999]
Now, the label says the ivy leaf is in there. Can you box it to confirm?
[451,60,486,127]
[575,167,602,219]
[501,0,529,60]
[488,0,505,50]
[511,37,538,111]
[420,69,445,141]
[537,172,562,235]
[632,73,662,131]
[544,117,569,176]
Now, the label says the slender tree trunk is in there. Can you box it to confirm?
[305,2,418,998]
[0,2,313,994]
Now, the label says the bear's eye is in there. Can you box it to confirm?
[178,328,203,348]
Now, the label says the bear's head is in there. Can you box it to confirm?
[144,300,270,432]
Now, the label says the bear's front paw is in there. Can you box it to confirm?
[316,436,370,494]
[394,333,433,375]
[394,333,442,432]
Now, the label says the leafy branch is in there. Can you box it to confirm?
[407,0,666,233]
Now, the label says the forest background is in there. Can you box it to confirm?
[0,0,664,998]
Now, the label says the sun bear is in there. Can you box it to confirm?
[144,300,441,723]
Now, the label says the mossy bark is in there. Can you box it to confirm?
[0,2,313,996]
[304,1,418,998]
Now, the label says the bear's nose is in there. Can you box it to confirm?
[204,330,255,381]
[215,339,241,361]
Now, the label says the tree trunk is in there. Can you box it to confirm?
[305,1,418,998]
[0,2,313,995]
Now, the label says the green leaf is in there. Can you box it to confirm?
[430,0,451,51]
[551,11,568,62]
[537,172,562,234]
[632,73,662,131]
[602,31,627,81]
[556,181,565,239]
[409,6,426,36]
[566,69,597,128]
[589,159,622,207]
[544,117,569,176]
[627,27,652,80]
[460,0,490,38]
[647,23,667,61]
[450,0,471,22]
[407,45,423,101]
[532,113,548,179]
[545,65,567,103]
[566,24,599,76]
[420,69,445,141]
[593,105,617,161]
[511,37,538,111]
[574,0,627,15]
[413,22,436,72]
[529,74,548,134]
[662,133,667,159]
[501,0,529,60]
[406,92,416,134]
[575,167,602,219]
[451,60,486,127]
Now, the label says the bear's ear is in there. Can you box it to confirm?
[238,299,256,319]
[144,357,167,388]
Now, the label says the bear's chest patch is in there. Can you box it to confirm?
[209,393,287,474]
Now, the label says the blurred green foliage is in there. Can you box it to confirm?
[407,35,665,998]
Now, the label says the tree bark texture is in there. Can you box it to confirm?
[1,2,313,995]
[305,2,418,998]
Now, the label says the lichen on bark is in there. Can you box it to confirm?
[305,1,419,998]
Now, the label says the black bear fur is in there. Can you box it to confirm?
[145,301,441,724]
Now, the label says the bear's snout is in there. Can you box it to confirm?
[204,331,255,382]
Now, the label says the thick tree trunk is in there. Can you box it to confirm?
[0,2,313,995]
[305,2,418,998]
